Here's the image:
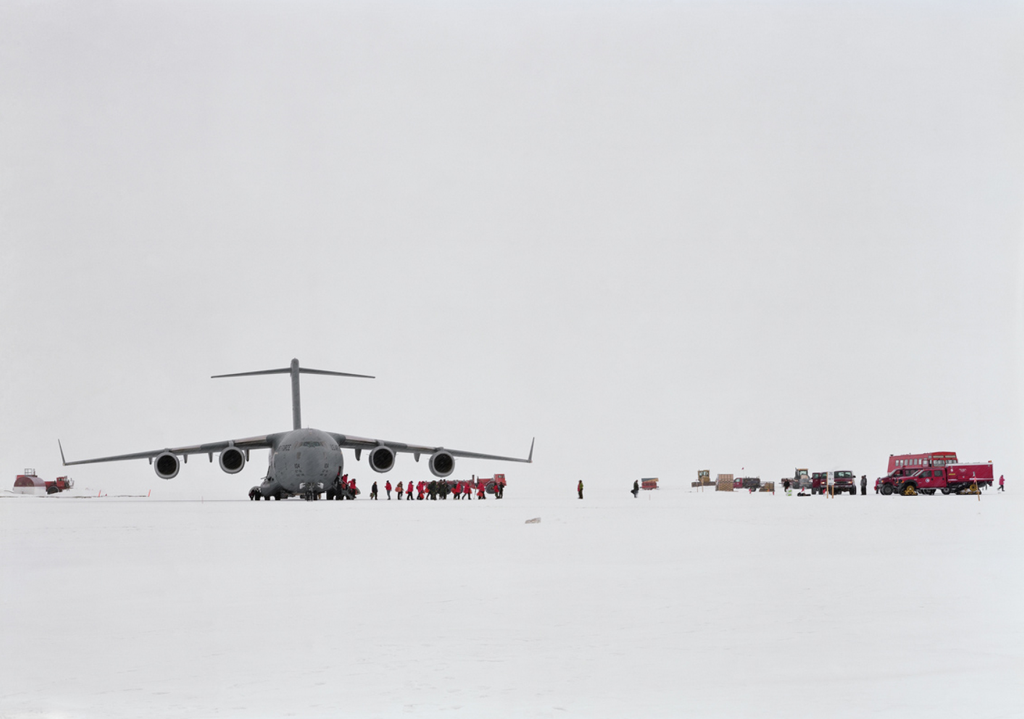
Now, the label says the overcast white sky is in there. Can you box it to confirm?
[2,1,1021,499]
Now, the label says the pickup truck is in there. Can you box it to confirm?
[876,462,994,495]
[811,471,857,495]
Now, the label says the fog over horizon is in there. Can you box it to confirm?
[2,1,1022,499]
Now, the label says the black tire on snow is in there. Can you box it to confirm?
[881,484,893,496]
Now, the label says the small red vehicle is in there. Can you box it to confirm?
[473,474,506,496]
[13,469,74,495]
[732,477,761,491]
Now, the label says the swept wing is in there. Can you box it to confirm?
[59,434,280,467]
[331,434,534,464]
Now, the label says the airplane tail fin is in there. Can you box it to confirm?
[212,358,374,430]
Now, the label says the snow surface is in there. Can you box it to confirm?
[2,487,1021,719]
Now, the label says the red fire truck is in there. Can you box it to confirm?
[876,452,993,495]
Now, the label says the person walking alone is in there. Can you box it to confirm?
[371,480,378,500]
[999,475,1005,492]
[632,480,639,498]
[577,480,584,500]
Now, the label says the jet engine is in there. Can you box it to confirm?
[154,452,180,480]
[429,451,455,478]
[368,445,396,473]
[219,447,246,474]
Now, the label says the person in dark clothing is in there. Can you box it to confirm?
[632,480,639,498]
[577,480,584,499]
[428,479,438,500]
[371,481,378,500]
[783,478,791,493]
[860,475,867,495]
[497,481,504,499]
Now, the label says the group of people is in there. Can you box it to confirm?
[368,477,505,501]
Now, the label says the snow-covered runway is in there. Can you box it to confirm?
[2,489,1021,718]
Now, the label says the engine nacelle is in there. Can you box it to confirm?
[154,452,180,480]
[368,446,396,473]
[219,447,246,474]
[429,451,455,478]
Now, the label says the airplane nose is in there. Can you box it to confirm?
[303,456,318,474]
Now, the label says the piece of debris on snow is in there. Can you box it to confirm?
[525,517,541,524]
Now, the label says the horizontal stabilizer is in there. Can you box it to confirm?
[212,358,373,430]
[213,367,374,379]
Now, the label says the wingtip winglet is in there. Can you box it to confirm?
[528,437,534,463]
[58,439,66,466]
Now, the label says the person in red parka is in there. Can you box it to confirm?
[999,475,1005,492]
[406,481,413,500]
[385,480,392,499]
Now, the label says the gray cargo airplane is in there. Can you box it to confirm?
[59,359,533,500]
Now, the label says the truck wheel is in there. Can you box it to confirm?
[881,484,893,496]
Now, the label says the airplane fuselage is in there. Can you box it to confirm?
[259,428,344,499]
